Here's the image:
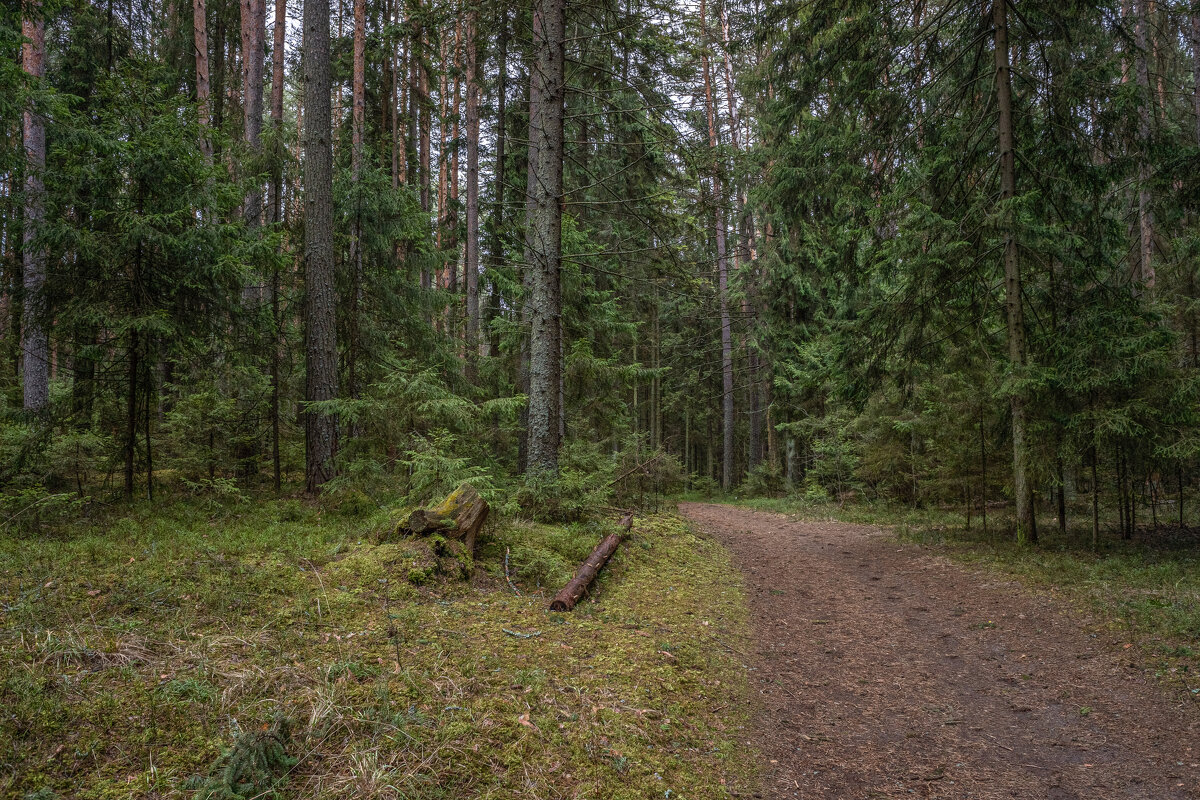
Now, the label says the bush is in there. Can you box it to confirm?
[0,488,91,534]
[513,438,613,522]
[743,461,785,498]
[612,446,684,506]
[184,716,296,800]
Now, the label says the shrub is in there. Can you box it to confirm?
[743,461,786,498]
[184,716,296,800]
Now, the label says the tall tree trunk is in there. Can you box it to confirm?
[125,330,139,498]
[464,6,481,375]
[348,0,365,433]
[269,0,284,221]
[268,0,285,492]
[718,0,761,472]
[438,33,449,264]
[523,0,566,474]
[701,0,734,491]
[194,0,212,159]
[351,0,365,176]
[241,0,265,226]
[237,0,266,479]
[1192,3,1200,144]
[390,0,404,187]
[419,26,432,288]
[303,0,338,493]
[1135,0,1154,289]
[994,0,1034,543]
[486,6,508,359]
[21,1,48,414]
[212,7,225,157]
[449,16,462,301]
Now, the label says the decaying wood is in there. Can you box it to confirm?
[395,483,489,554]
[548,512,633,612]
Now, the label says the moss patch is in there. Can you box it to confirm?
[0,498,755,799]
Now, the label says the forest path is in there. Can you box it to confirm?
[679,503,1200,800]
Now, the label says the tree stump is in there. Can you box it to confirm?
[394,483,489,555]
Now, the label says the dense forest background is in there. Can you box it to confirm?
[3,0,1200,543]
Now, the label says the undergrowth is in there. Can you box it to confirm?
[0,494,754,799]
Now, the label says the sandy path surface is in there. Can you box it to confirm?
[680,503,1200,799]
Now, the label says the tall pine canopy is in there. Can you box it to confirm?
[0,0,1198,543]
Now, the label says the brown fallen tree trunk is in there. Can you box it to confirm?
[548,512,634,612]
[392,483,490,555]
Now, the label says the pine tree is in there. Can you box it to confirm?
[21,0,48,414]
[303,0,337,493]
[524,0,567,475]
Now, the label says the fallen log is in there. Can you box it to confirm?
[548,512,634,612]
[393,483,489,555]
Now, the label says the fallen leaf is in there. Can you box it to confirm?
[518,713,538,730]
[87,589,101,597]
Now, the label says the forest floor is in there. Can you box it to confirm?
[0,498,755,799]
[680,502,1200,800]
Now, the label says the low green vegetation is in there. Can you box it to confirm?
[0,497,754,799]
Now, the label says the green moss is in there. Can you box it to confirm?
[0,497,756,799]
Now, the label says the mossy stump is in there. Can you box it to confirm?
[391,483,489,558]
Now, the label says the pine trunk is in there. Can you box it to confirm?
[464,7,481,373]
[486,7,508,359]
[303,0,338,493]
[701,0,734,491]
[1192,4,1200,144]
[21,3,48,414]
[1135,0,1154,288]
[241,0,265,227]
[994,0,1034,543]
[268,0,285,492]
[194,0,212,159]
[449,17,462,300]
[348,0,365,432]
[524,0,567,474]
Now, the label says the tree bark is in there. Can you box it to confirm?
[438,33,449,264]
[269,0,285,220]
[701,0,734,491]
[1135,0,1154,289]
[390,0,405,187]
[464,6,481,374]
[268,0,285,492]
[419,24,432,286]
[348,0,365,434]
[1192,3,1200,144]
[523,0,567,475]
[485,7,508,359]
[548,513,633,611]
[448,16,462,301]
[392,483,490,555]
[994,0,1035,543]
[212,7,226,157]
[125,330,139,498]
[194,0,213,159]
[303,0,338,493]
[21,2,48,414]
[351,0,364,174]
[241,0,265,226]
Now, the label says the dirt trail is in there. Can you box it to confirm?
[680,503,1200,800]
